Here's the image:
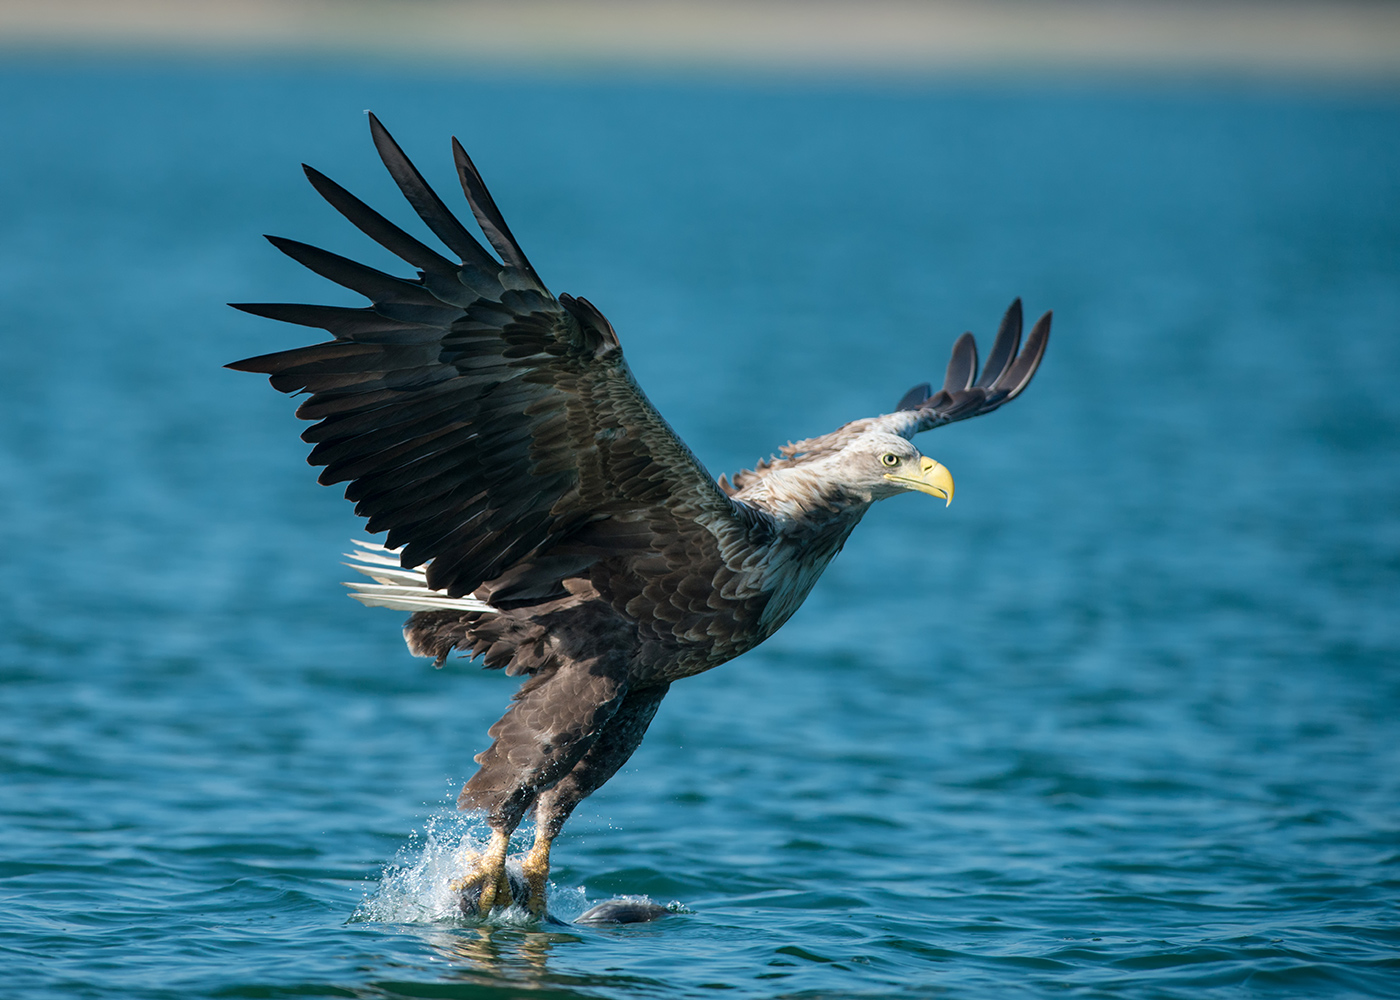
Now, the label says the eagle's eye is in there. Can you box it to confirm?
[881,453,900,468]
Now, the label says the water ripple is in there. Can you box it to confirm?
[2,59,1398,1000]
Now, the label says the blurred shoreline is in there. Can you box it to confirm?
[2,0,1399,81]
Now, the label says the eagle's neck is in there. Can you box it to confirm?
[734,466,871,636]
[737,464,873,527]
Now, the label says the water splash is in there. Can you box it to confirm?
[353,810,493,925]
[352,810,593,926]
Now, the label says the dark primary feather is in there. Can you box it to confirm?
[263,236,446,307]
[943,333,978,393]
[301,163,458,275]
[973,297,1022,389]
[895,382,932,412]
[366,112,500,273]
[452,137,541,284]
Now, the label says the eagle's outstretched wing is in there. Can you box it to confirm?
[883,297,1051,435]
[722,300,1050,492]
[229,114,765,603]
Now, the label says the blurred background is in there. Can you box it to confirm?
[3,0,1400,77]
[1,3,1398,999]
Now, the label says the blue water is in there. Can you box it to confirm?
[1,59,1398,999]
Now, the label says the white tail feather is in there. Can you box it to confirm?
[343,539,498,614]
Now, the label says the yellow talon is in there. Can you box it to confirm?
[453,830,511,914]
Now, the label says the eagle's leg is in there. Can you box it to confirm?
[452,655,643,915]
[523,684,670,916]
[520,825,554,917]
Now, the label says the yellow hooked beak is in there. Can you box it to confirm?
[884,456,954,506]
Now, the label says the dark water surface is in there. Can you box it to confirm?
[1,60,1398,999]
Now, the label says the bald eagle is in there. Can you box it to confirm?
[229,114,1049,917]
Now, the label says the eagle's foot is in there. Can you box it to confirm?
[454,866,512,914]
[452,829,515,916]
